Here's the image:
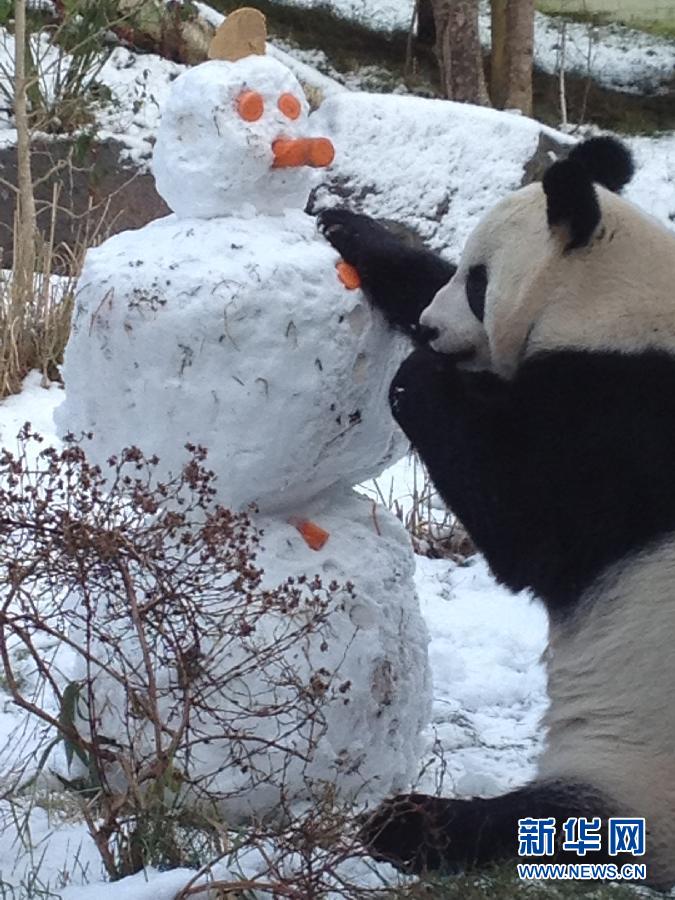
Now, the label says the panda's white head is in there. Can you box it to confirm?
[421,137,675,379]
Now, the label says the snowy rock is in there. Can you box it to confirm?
[74,489,431,819]
[310,92,572,257]
[153,56,331,218]
[55,212,408,513]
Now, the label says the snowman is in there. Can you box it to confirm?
[55,8,432,820]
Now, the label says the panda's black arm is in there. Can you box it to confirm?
[317,208,455,343]
[391,347,675,614]
[361,780,615,875]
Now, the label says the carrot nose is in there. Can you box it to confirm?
[272,138,335,169]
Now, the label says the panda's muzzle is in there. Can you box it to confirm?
[413,323,440,344]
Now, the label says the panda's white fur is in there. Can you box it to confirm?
[541,538,675,886]
[421,183,675,377]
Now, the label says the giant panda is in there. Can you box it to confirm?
[317,136,675,889]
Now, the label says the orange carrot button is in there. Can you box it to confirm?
[236,90,264,122]
[278,93,302,120]
[336,260,361,290]
[288,516,330,551]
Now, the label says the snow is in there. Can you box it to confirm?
[0,371,62,447]
[61,868,196,899]
[67,485,431,822]
[95,47,184,168]
[0,372,548,897]
[0,29,70,111]
[414,556,547,799]
[311,92,675,261]
[524,9,675,95]
[250,490,432,813]
[312,91,572,257]
[625,132,675,226]
[47,46,434,846]
[56,209,409,513]
[1,0,673,169]
[266,0,675,96]
[270,0,412,33]
[194,4,349,99]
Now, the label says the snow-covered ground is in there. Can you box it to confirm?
[269,0,675,95]
[524,9,675,95]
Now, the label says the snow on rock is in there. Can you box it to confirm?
[153,56,332,218]
[95,46,185,169]
[311,91,572,257]
[258,0,675,94]
[311,92,675,261]
[55,210,408,513]
[269,0,412,33]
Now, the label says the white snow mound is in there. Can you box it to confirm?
[72,489,431,819]
[55,211,409,513]
[312,92,572,256]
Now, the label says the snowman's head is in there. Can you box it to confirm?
[153,55,334,218]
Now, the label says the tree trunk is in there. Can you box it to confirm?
[13,0,36,305]
[431,0,489,105]
[490,0,535,115]
[417,0,436,46]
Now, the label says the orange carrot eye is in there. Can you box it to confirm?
[236,90,264,122]
[278,93,302,120]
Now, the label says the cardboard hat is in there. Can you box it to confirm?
[208,7,267,62]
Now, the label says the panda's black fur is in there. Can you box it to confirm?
[318,137,675,887]
[318,209,455,342]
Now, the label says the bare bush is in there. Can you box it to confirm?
[0,0,138,399]
[0,236,76,397]
[368,452,474,561]
[0,430,356,881]
[0,1,121,133]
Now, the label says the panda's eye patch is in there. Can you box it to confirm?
[466,264,488,321]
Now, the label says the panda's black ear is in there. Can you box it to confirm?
[567,136,634,193]
[543,159,600,252]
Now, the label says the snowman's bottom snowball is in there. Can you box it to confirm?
[74,488,432,822]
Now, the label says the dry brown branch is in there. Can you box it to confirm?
[179,877,301,898]
[0,432,359,881]
[368,452,474,560]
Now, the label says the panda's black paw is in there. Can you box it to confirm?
[360,793,458,875]
[389,348,457,441]
[316,208,393,267]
